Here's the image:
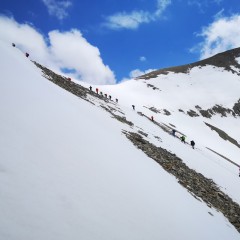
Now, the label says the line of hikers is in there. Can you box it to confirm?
[89,85,197,150]
[13,42,198,154]
[12,43,29,58]
[172,129,195,149]
[89,86,118,103]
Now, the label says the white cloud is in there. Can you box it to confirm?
[196,14,240,59]
[42,0,72,20]
[104,0,171,30]
[155,0,172,17]
[118,68,156,83]
[140,56,146,62]
[0,16,116,84]
[48,30,115,84]
[129,68,156,78]
[104,11,151,30]
[213,9,224,20]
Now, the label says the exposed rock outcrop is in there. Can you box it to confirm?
[124,131,240,233]
[205,122,240,148]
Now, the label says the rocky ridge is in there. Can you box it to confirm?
[124,131,240,232]
[137,47,240,79]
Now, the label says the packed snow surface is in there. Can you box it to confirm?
[0,40,240,240]
[236,56,240,64]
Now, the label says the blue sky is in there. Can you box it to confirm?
[0,0,240,84]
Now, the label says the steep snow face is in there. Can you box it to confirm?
[0,40,240,240]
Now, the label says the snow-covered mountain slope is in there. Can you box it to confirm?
[98,49,240,170]
[0,40,240,240]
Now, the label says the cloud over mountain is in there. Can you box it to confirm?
[0,15,116,84]
[103,0,171,30]
[194,14,240,59]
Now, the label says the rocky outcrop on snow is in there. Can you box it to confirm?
[205,123,240,149]
[34,62,110,105]
[233,99,240,116]
[184,103,240,118]
[124,131,240,233]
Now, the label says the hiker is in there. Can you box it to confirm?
[116,98,118,103]
[100,91,103,95]
[172,129,176,137]
[132,105,135,110]
[67,77,71,81]
[190,140,195,149]
[96,88,99,94]
[12,43,15,47]
[89,86,92,91]
[25,52,29,58]
[104,93,107,98]
[180,135,186,143]
[151,116,154,121]
[109,95,112,100]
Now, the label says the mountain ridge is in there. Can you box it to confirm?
[137,47,240,79]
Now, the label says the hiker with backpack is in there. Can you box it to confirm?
[180,135,186,143]
[172,129,176,137]
[190,140,195,149]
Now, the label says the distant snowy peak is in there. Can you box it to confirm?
[137,47,240,80]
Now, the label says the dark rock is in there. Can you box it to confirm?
[187,110,199,117]
[233,99,240,116]
[147,83,160,91]
[199,109,212,118]
[205,122,240,148]
[123,131,240,233]
[163,109,171,115]
[138,131,148,137]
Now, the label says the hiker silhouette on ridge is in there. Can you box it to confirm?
[180,135,186,143]
[172,129,176,137]
[190,140,195,149]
